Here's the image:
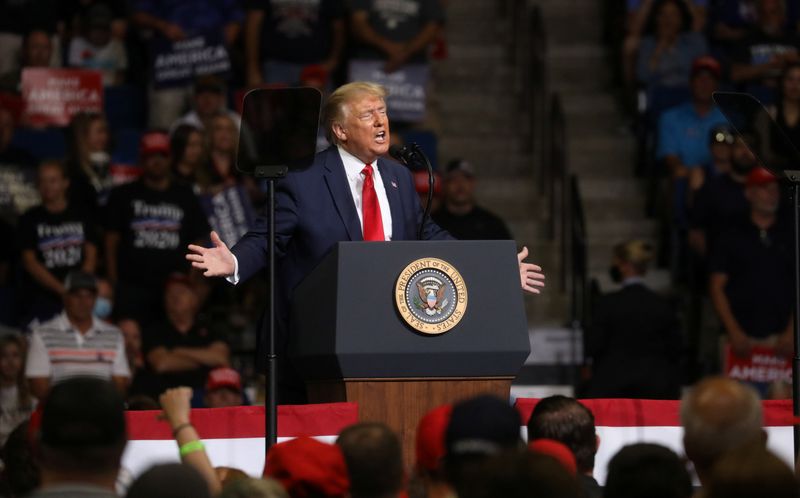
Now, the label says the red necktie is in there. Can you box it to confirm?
[361,164,384,241]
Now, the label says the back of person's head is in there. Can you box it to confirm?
[126,463,211,498]
[526,395,597,474]
[613,239,655,275]
[706,445,798,498]
[0,421,41,496]
[37,377,127,479]
[604,443,692,498]
[680,376,764,480]
[336,422,403,498]
[444,395,522,493]
[457,450,580,498]
[415,404,452,477]
[219,477,290,498]
[263,436,349,498]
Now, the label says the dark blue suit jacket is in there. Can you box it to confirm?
[231,146,451,398]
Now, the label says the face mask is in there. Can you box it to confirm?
[609,265,623,284]
[94,297,112,319]
[89,151,110,168]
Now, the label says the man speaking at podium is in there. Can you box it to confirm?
[186,82,544,402]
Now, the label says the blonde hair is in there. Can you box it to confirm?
[323,82,388,145]
[613,239,654,274]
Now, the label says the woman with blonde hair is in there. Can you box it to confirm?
[0,334,36,446]
[66,111,112,213]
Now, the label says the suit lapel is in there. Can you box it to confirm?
[378,159,406,240]
[323,147,363,241]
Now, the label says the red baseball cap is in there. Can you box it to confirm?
[691,56,722,79]
[746,167,778,186]
[140,131,170,157]
[263,436,349,498]
[528,439,578,475]
[415,404,452,473]
[206,367,242,393]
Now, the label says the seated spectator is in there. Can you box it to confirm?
[0,107,36,166]
[709,167,793,359]
[636,0,708,93]
[770,63,800,161]
[18,160,98,326]
[127,463,212,498]
[66,4,127,86]
[207,112,263,206]
[0,334,36,446]
[689,124,734,199]
[336,422,403,498]
[349,0,444,75]
[25,271,129,398]
[170,124,209,190]
[243,0,345,87]
[604,443,692,498]
[263,436,350,498]
[432,159,512,240]
[203,367,243,408]
[681,376,766,485]
[95,276,114,321]
[688,132,755,259]
[0,28,54,94]
[56,0,129,42]
[0,1,58,75]
[104,131,210,326]
[657,56,727,226]
[170,75,241,134]
[27,377,127,498]
[587,239,682,399]
[65,112,113,213]
[413,404,453,498]
[142,274,229,402]
[132,1,243,129]
[525,395,601,498]
[709,0,758,45]
[730,0,800,103]
[444,395,523,498]
[706,445,799,498]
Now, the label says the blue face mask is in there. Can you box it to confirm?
[94,297,112,319]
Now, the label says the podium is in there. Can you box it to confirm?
[289,241,530,467]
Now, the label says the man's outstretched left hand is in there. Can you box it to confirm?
[518,246,545,295]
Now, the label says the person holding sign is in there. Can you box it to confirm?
[186,82,546,402]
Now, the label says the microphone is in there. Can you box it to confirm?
[388,144,416,165]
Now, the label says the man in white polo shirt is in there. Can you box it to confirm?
[26,271,130,399]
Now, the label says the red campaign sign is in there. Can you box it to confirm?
[723,344,791,384]
[21,68,103,127]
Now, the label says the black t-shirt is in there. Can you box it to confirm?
[17,205,98,283]
[0,0,57,35]
[709,217,794,339]
[688,173,749,250]
[142,318,226,396]
[105,180,210,288]
[432,205,512,241]
[732,29,800,86]
[350,0,444,62]
[245,0,344,64]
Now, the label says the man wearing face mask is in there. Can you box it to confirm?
[688,132,758,259]
[709,167,793,359]
[585,240,682,399]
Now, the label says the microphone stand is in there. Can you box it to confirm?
[410,143,435,240]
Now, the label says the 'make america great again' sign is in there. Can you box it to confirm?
[21,68,103,127]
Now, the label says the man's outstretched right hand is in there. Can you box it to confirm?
[187,231,235,277]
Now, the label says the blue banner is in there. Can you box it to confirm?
[152,32,231,89]
[200,185,256,248]
[348,60,429,123]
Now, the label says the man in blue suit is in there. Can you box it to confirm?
[187,82,545,401]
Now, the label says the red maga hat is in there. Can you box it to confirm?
[140,131,170,157]
[528,439,578,475]
[264,436,349,498]
[416,404,452,473]
[746,167,778,186]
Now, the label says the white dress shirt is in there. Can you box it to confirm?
[228,146,393,284]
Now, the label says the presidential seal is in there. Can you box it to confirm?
[394,258,468,335]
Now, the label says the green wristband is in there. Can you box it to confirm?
[179,440,205,457]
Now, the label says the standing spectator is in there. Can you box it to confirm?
[432,159,512,240]
[604,444,693,498]
[692,124,734,195]
[142,274,229,403]
[57,0,129,43]
[709,167,793,358]
[349,0,444,74]
[243,0,346,87]
[66,3,128,86]
[680,376,766,485]
[170,75,242,134]
[0,107,36,166]
[709,0,758,44]
[203,367,244,408]
[0,1,57,75]
[706,445,800,498]
[526,396,601,498]
[263,437,350,498]
[104,131,210,325]
[730,0,800,103]
[65,112,113,214]
[208,112,263,206]
[413,404,453,498]
[132,1,243,129]
[170,124,209,190]
[636,0,708,92]
[336,423,403,498]
[771,63,800,161]
[0,28,55,94]
[456,451,580,498]
[0,334,36,446]
[587,240,682,399]
[27,377,127,498]
[25,271,129,399]
[17,160,98,326]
